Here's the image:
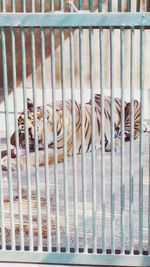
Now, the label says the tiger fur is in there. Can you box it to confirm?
[1,94,143,171]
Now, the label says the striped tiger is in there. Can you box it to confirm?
[1,94,145,171]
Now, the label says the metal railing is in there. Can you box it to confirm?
[0,0,150,265]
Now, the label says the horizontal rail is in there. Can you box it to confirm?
[0,251,150,266]
[0,13,149,28]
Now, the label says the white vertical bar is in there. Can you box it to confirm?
[1,27,15,251]
[99,27,106,253]
[89,26,97,253]
[20,27,33,250]
[50,27,60,252]
[31,27,43,251]
[79,27,87,253]
[69,24,78,251]
[110,27,115,254]
[0,143,5,249]
[139,26,144,255]
[60,26,70,252]
[40,26,51,251]
[129,27,135,255]
[11,26,24,250]
[120,26,125,254]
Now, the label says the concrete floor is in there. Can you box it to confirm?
[0,132,150,265]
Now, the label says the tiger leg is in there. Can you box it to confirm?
[105,126,122,152]
[1,154,28,171]
[1,148,64,171]
[105,137,121,152]
[104,123,112,152]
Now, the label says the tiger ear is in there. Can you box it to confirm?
[37,111,43,119]
[37,109,50,120]
[27,98,34,111]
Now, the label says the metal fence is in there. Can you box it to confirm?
[0,0,150,266]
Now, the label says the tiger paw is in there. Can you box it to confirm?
[1,155,9,171]
[115,138,121,151]
[105,143,111,152]
[1,155,17,171]
[105,138,121,152]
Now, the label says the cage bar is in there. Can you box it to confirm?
[0,13,150,28]
[98,0,106,253]
[79,0,87,255]
[108,0,112,12]
[60,27,70,252]
[69,25,79,252]
[148,143,150,255]
[0,0,149,265]
[79,26,87,253]
[22,0,26,12]
[120,26,125,254]
[20,27,33,250]
[40,0,45,12]
[59,3,70,252]
[118,0,122,12]
[30,27,43,251]
[99,27,106,253]
[50,27,60,252]
[129,27,135,254]
[89,27,97,253]
[147,0,150,12]
[11,0,16,12]
[110,26,115,254]
[89,0,93,12]
[139,26,144,255]
[0,144,5,249]
[79,0,83,10]
[11,26,24,250]
[98,0,103,12]
[89,0,96,254]
[40,26,52,251]
[1,0,5,12]
[1,27,15,250]
[136,0,141,12]
[59,0,64,10]
[127,0,131,12]
[50,0,54,11]
[30,0,35,12]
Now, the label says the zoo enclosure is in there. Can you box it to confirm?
[0,0,150,266]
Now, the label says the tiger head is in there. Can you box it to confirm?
[10,98,55,153]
